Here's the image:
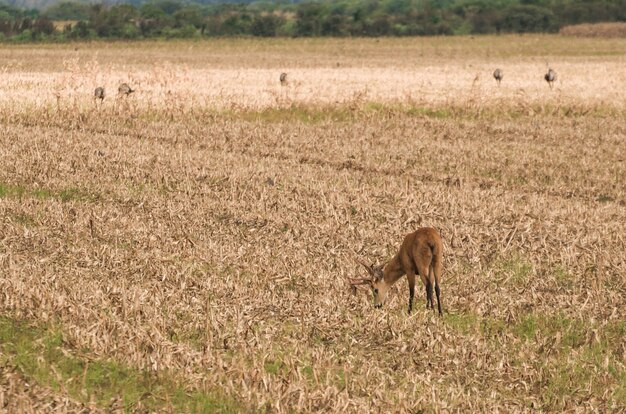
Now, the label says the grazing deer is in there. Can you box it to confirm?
[349,227,443,315]
[279,72,287,85]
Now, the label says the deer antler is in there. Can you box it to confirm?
[355,258,375,275]
[346,276,373,286]
[347,259,375,294]
[346,275,372,296]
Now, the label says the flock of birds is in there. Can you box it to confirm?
[493,65,557,88]
[92,82,134,104]
[93,67,558,103]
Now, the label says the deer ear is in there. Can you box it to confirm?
[373,265,384,280]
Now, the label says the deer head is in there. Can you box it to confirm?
[348,259,390,308]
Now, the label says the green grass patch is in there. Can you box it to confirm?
[264,359,284,376]
[9,212,36,226]
[58,188,86,202]
[447,310,617,357]
[445,312,479,335]
[443,310,625,408]
[480,316,507,338]
[31,188,55,199]
[0,183,26,198]
[0,182,98,202]
[239,106,353,124]
[481,167,503,182]
[511,313,588,348]
[513,314,537,340]
[405,106,452,118]
[218,102,623,123]
[615,371,626,405]
[553,266,574,289]
[596,194,615,203]
[446,311,508,339]
[167,326,206,353]
[494,254,534,286]
[334,368,346,389]
[541,342,625,409]
[0,316,240,413]
[507,175,528,186]
[225,101,622,122]
[301,365,314,383]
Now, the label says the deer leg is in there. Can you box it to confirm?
[427,266,437,312]
[426,283,434,310]
[423,283,432,310]
[433,257,443,316]
[417,266,430,310]
[407,271,416,314]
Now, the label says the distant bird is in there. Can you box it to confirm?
[493,68,503,86]
[118,83,134,96]
[544,66,557,89]
[279,72,287,85]
[94,87,105,103]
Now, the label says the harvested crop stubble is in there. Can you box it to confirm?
[0,37,625,412]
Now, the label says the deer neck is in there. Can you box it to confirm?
[382,255,405,287]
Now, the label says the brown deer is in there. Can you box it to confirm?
[349,227,443,315]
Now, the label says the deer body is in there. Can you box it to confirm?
[351,227,443,315]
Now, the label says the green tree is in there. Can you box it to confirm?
[173,6,204,28]
[295,2,325,36]
[44,2,90,20]
[499,4,557,33]
[251,14,283,36]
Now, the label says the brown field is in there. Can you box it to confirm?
[560,22,626,38]
[0,35,625,413]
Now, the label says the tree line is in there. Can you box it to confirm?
[0,0,625,41]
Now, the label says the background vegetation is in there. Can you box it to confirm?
[0,0,625,41]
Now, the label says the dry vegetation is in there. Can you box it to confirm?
[0,35,625,412]
[560,22,626,38]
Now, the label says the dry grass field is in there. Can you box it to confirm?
[0,35,625,413]
[560,22,626,38]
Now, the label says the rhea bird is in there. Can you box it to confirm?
[279,72,287,85]
[94,87,105,103]
[118,83,134,96]
[493,68,503,86]
[544,66,557,89]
